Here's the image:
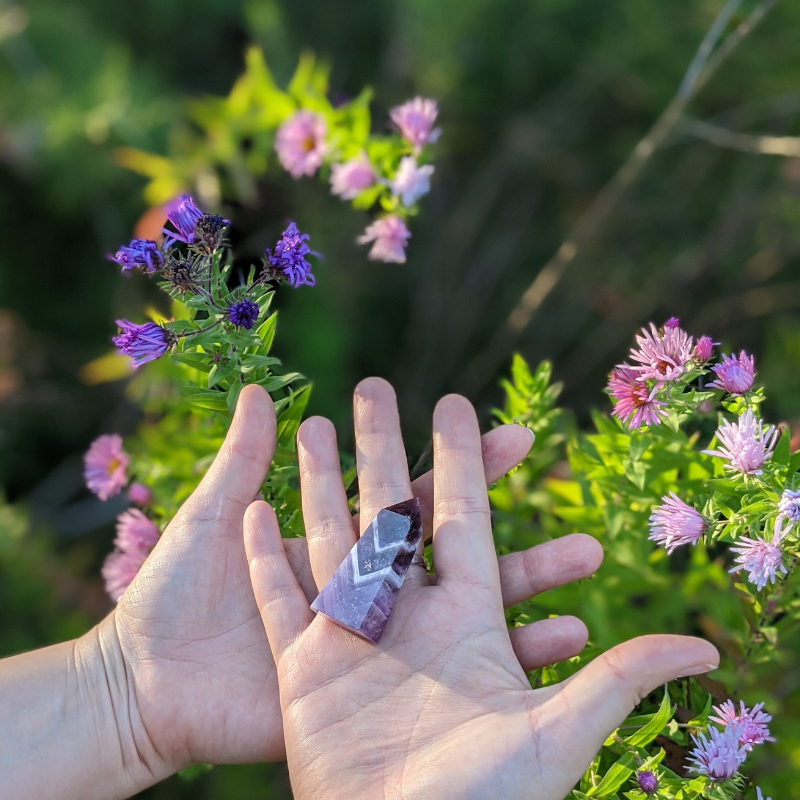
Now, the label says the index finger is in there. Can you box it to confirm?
[432,394,501,600]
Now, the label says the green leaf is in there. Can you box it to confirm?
[276,384,312,448]
[585,751,638,797]
[625,687,673,748]
[259,372,304,392]
[180,385,229,412]
[240,354,281,373]
[257,312,278,353]
[773,428,791,466]
[172,351,213,372]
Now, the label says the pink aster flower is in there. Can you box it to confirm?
[390,96,441,152]
[629,323,694,382]
[648,492,706,554]
[127,482,152,506]
[275,110,327,179]
[710,700,775,749]
[703,410,777,475]
[694,335,716,363]
[778,487,800,525]
[687,725,747,781]
[708,351,755,395]
[607,364,668,428]
[114,509,160,553]
[330,153,375,200]
[357,215,411,263]
[391,156,434,207]
[729,530,787,591]
[84,434,129,501]
[102,548,148,603]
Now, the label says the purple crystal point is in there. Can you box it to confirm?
[311,497,422,643]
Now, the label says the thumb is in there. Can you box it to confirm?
[557,634,719,761]
[179,384,276,525]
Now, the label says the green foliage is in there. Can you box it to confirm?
[492,353,798,795]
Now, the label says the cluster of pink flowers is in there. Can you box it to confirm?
[273,96,439,264]
[606,318,759,431]
[688,700,773,782]
[101,509,160,602]
[83,434,158,601]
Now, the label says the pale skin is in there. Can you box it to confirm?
[245,378,721,800]
[0,382,610,800]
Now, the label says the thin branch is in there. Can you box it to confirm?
[682,117,800,157]
[455,0,779,397]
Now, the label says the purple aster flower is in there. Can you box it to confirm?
[687,725,747,781]
[127,482,152,506]
[390,97,441,152]
[102,547,149,603]
[708,351,755,395]
[391,156,434,207]
[636,771,658,794]
[113,320,174,367]
[703,410,778,475]
[162,195,204,248]
[228,298,260,329]
[710,700,775,749]
[694,335,717,363]
[194,213,230,253]
[114,509,160,553]
[357,215,411,263]
[265,222,316,288]
[330,153,376,200]
[649,492,706,554]
[275,110,327,179]
[629,323,694,382]
[664,316,681,329]
[84,434,129,501]
[109,239,164,273]
[607,364,668,428]
[729,531,787,591]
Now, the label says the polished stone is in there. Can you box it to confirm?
[310,497,423,643]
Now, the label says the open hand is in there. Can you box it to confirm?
[101,381,601,776]
[245,384,719,800]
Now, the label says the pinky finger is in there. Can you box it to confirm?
[244,501,313,660]
[510,616,589,672]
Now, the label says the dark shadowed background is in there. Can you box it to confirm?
[1,0,800,796]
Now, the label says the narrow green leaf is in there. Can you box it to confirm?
[180,385,229,412]
[625,687,673,748]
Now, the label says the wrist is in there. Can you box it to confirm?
[73,613,181,795]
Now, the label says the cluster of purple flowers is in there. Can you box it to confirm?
[274,96,439,264]
[108,195,318,366]
[83,434,158,601]
[687,700,773,782]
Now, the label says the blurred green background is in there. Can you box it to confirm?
[1,0,800,796]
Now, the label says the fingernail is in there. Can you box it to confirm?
[677,663,718,677]
[524,426,535,443]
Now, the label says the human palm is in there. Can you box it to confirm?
[246,383,719,799]
[104,383,601,773]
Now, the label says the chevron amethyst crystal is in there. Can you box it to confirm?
[311,497,422,643]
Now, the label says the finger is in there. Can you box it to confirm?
[298,416,357,590]
[412,424,534,534]
[353,378,413,534]
[179,384,276,529]
[510,616,589,671]
[432,394,500,596]
[498,534,603,608]
[557,635,719,762]
[244,501,313,659]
